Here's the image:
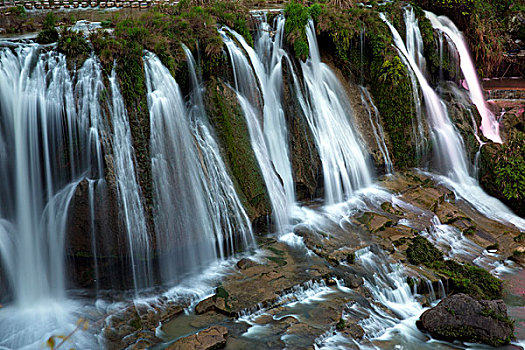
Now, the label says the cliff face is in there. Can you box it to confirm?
[15,0,521,294]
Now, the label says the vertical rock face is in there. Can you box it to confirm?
[417,294,514,347]
[65,179,134,290]
[282,59,323,201]
[204,78,272,227]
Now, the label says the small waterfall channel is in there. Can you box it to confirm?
[381,9,525,231]
[145,51,254,286]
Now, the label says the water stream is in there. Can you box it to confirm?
[382,9,525,231]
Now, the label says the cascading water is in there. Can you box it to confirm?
[325,247,429,349]
[0,45,104,304]
[183,46,254,259]
[145,51,253,285]
[108,69,152,292]
[381,10,525,230]
[425,12,502,144]
[359,86,393,174]
[254,15,296,209]
[404,7,428,161]
[299,20,373,204]
[220,25,289,229]
[0,44,105,348]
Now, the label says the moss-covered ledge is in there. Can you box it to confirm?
[406,236,503,300]
[204,78,272,227]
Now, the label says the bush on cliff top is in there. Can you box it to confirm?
[36,12,59,44]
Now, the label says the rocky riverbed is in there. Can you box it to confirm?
[96,170,525,349]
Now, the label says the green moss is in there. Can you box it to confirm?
[284,2,323,60]
[514,232,525,243]
[129,317,142,330]
[406,236,503,300]
[210,1,253,47]
[216,286,229,300]
[336,318,346,330]
[267,247,285,256]
[406,236,444,265]
[346,252,355,264]
[267,256,287,266]
[205,79,271,222]
[463,226,476,235]
[481,307,515,327]
[436,324,511,346]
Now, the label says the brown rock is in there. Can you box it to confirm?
[166,325,228,350]
[195,296,216,315]
[236,258,257,270]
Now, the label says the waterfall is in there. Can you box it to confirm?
[359,86,393,174]
[425,12,502,144]
[344,247,424,345]
[0,44,105,349]
[404,7,428,160]
[404,7,427,75]
[300,20,373,204]
[381,11,525,230]
[0,45,104,305]
[145,52,253,285]
[220,25,289,230]
[183,47,254,259]
[109,69,152,292]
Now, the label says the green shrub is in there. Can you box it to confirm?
[494,132,525,203]
[57,29,91,58]
[37,12,59,44]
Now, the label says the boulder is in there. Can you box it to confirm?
[417,294,514,347]
[166,325,228,350]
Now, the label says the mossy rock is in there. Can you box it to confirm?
[204,78,271,225]
[406,235,444,265]
[406,236,502,300]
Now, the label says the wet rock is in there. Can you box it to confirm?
[282,58,322,201]
[236,258,257,270]
[160,303,185,323]
[65,179,134,290]
[340,322,365,340]
[166,325,228,350]
[195,296,217,315]
[204,79,272,227]
[417,294,514,347]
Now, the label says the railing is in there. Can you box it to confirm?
[487,89,525,101]
[0,0,179,10]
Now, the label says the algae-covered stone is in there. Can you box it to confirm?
[204,78,271,225]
